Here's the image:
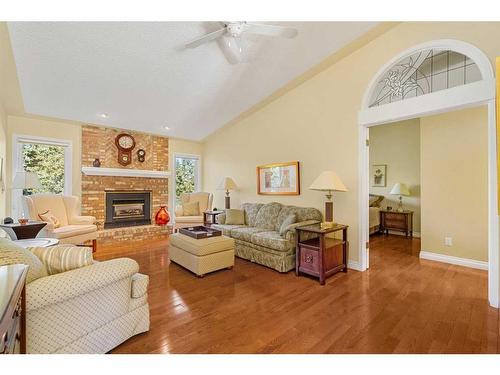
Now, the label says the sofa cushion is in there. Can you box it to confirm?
[230,227,268,242]
[182,201,200,216]
[38,209,61,229]
[250,231,294,252]
[225,209,245,225]
[0,238,48,283]
[175,215,203,224]
[241,203,264,226]
[210,224,246,236]
[276,206,323,231]
[29,245,93,275]
[254,202,283,230]
[279,213,297,236]
[52,224,98,239]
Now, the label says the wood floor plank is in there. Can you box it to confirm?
[96,233,499,354]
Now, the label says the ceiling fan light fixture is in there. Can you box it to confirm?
[99,113,109,119]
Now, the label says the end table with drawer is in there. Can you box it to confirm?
[295,223,349,285]
[379,210,413,238]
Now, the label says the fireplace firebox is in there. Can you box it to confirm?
[105,191,152,228]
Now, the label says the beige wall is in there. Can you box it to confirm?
[6,115,82,214]
[369,119,421,233]
[203,22,500,263]
[421,106,488,262]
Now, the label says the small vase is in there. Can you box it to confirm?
[93,158,101,167]
[155,205,170,226]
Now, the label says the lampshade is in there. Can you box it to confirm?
[390,182,410,196]
[309,171,348,192]
[217,177,238,191]
[12,171,42,190]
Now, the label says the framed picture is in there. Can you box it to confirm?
[257,161,300,195]
[372,164,387,187]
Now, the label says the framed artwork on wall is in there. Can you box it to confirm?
[257,161,300,195]
[372,164,387,187]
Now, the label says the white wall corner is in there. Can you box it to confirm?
[419,251,488,270]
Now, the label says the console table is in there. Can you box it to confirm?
[0,264,28,354]
[295,223,349,285]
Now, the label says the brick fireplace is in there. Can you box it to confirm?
[81,125,171,243]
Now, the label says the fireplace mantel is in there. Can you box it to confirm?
[82,167,170,179]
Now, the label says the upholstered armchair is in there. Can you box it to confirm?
[26,256,150,353]
[23,194,98,252]
[174,192,213,229]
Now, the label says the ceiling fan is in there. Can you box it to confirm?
[185,22,298,64]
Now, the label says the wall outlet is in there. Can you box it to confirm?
[444,237,453,246]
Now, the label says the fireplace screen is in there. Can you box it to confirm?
[105,191,152,228]
[113,202,145,219]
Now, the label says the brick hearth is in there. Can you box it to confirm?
[81,125,171,244]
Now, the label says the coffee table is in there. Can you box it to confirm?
[14,238,59,248]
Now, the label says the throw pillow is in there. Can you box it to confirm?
[225,209,245,225]
[38,209,61,228]
[279,213,297,236]
[29,245,94,275]
[0,238,48,283]
[182,201,200,216]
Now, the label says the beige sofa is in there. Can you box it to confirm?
[174,192,213,229]
[23,194,98,251]
[212,202,322,272]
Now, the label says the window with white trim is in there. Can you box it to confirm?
[174,154,201,206]
[369,49,482,108]
[12,135,72,218]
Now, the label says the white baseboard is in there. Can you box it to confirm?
[374,230,421,238]
[419,251,488,270]
[348,260,363,271]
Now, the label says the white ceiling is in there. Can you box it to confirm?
[8,22,377,141]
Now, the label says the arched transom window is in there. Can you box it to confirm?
[369,49,482,108]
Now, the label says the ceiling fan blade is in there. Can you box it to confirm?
[244,23,298,38]
[185,27,226,49]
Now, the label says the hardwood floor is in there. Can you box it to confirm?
[96,233,500,354]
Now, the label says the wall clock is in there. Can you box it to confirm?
[115,133,136,166]
[137,149,146,162]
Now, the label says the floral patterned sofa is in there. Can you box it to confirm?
[211,202,322,272]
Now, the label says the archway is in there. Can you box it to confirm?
[357,39,498,307]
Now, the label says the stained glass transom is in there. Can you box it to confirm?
[369,49,482,108]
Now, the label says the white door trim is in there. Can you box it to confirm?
[357,39,499,308]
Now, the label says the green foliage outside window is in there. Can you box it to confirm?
[175,158,197,205]
[22,143,65,195]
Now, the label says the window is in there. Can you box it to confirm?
[174,154,201,206]
[369,49,482,108]
[12,135,72,218]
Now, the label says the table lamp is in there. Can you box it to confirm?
[390,182,410,212]
[217,177,238,209]
[12,171,42,221]
[309,171,348,226]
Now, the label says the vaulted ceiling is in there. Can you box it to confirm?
[7,22,378,140]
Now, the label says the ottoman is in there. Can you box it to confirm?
[169,233,235,277]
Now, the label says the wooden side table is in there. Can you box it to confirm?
[0,221,47,240]
[203,210,224,226]
[295,223,349,285]
[379,210,413,238]
[0,264,28,354]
